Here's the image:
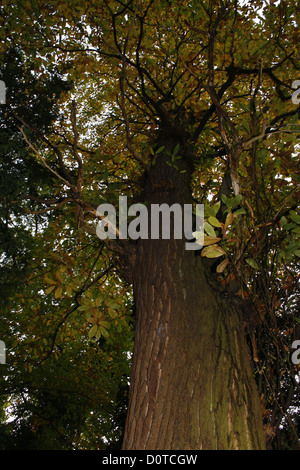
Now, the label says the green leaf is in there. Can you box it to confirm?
[100,327,109,338]
[233,207,247,216]
[257,148,268,163]
[192,230,204,240]
[208,216,222,228]
[223,194,243,209]
[220,194,228,205]
[245,258,260,270]
[212,201,221,215]
[231,195,243,207]
[95,328,102,341]
[105,299,121,309]
[280,216,287,226]
[204,221,216,237]
[289,210,300,224]
[88,324,98,339]
[173,143,180,156]
[204,203,216,217]
[156,145,165,154]
[283,223,297,231]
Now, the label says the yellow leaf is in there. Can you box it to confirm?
[203,236,222,246]
[66,285,73,297]
[55,270,63,283]
[216,258,229,273]
[54,286,63,299]
[45,285,55,295]
[201,244,226,258]
[44,276,56,285]
[225,212,233,230]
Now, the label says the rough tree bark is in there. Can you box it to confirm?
[122,136,266,450]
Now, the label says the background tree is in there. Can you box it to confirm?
[0,0,299,450]
[0,48,133,450]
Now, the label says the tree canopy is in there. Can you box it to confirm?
[0,0,299,449]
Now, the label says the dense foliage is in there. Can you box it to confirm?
[0,0,299,449]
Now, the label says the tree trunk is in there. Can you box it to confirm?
[122,139,266,450]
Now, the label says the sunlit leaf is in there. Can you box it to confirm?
[201,244,226,258]
[203,236,222,246]
[204,222,216,237]
[208,216,222,228]
[192,230,204,240]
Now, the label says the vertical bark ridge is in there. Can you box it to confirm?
[123,234,266,449]
[122,145,266,450]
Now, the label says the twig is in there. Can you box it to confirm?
[24,198,72,215]
[19,126,75,189]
